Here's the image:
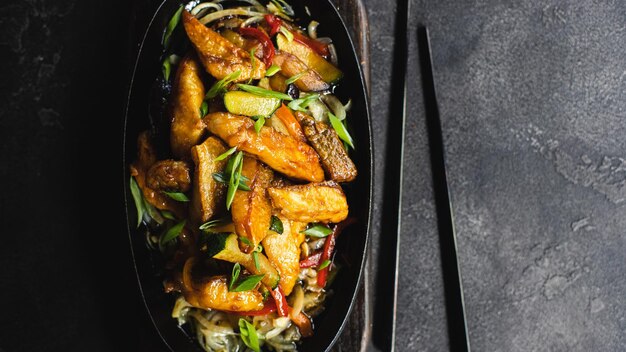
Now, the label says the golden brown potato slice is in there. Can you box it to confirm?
[182,259,264,311]
[170,55,206,160]
[272,52,329,92]
[262,218,306,295]
[182,11,265,81]
[204,112,324,182]
[232,156,273,251]
[190,137,228,225]
[296,112,357,182]
[268,181,349,223]
[130,131,186,218]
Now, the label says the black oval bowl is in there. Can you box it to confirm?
[123,1,372,351]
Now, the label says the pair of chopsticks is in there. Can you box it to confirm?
[373,24,472,352]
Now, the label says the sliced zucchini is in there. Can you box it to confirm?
[224,91,281,117]
[276,34,343,84]
[205,233,280,289]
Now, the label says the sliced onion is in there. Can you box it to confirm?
[289,285,305,319]
[198,8,265,25]
[328,43,338,65]
[321,94,346,120]
[191,2,222,16]
[307,20,319,39]
[240,15,264,28]
[238,0,267,13]
[306,98,329,122]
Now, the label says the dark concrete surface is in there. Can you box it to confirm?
[0,0,624,351]
[364,0,626,350]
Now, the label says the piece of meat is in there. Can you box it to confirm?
[204,112,324,182]
[272,51,329,92]
[232,156,273,252]
[130,131,186,218]
[182,11,265,81]
[147,160,192,192]
[182,259,264,311]
[262,218,305,295]
[267,181,349,223]
[296,112,357,182]
[190,137,228,225]
[170,55,206,160]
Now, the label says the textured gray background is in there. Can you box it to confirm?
[0,0,624,351]
[365,0,626,351]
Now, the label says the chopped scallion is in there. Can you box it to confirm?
[237,84,293,101]
[301,224,333,238]
[163,5,183,48]
[163,191,190,202]
[329,112,354,149]
[265,64,281,77]
[285,72,305,85]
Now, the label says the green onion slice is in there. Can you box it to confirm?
[161,220,186,244]
[215,146,237,161]
[265,64,281,77]
[269,216,284,234]
[329,112,354,149]
[206,70,242,99]
[229,263,241,291]
[163,191,190,202]
[163,5,183,48]
[285,72,305,85]
[301,224,333,238]
[318,259,331,270]
[239,318,261,352]
[130,176,145,228]
[237,84,293,100]
[232,274,265,293]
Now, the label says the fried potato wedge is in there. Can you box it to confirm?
[268,181,349,223]
[182,259,264,311]
[170,55,206,160]
[182,11,265,81]
[204,112,324,182]
[130,131,186,218]
[262,218,306,295]
[296,112,357,182]
[190,137,228,225]
[232,156,273,251]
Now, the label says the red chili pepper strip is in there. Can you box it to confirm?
[316,217,357,288]
[269,286,289,317]
[299,252,322,268]
[239,27,275,67]
[231,300,277,316]
[291,311,313,337]
[264,14,282,36]
[292,31,330,58]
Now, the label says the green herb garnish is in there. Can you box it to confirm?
[199,101,208,117]
[206,70,242,99]
[215,146,237,161]
[285,72,305,85]
[212,172,251,191]
[233,274,265,292]
[237,84,293,101]
[301,224,333,238]
[161,210,176,221]
[161,220,186,244]
[226,151,245,209]
[163,191,190,202]
[270,0,295,17]
[239,236,253,247]
[329,112,354,149]
[199,218,228,232]
[130,176,145,228]
[270,215,284,234]
[318,259,331,270]
[253,115,265,133]
[265,64,281,77]
[287,93,319,112]
[252,251,260,270]
[162,5,183,48]
[162,58,171,81]
[239,318,261,352]
[229,263,241,291]
[248,49,257,84]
